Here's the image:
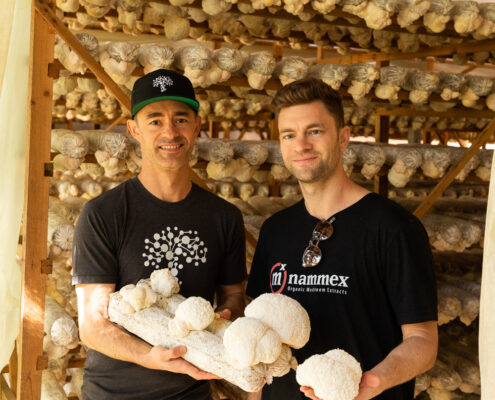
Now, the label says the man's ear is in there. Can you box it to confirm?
[339,125,351,152]
[194,114,202,139]
[127,118,141,142]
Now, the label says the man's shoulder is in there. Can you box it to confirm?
[261,200,304,231]
[192,184,243,217]
[361,193,424,231]
[82,179,134,214]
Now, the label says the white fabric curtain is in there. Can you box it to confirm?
[480,151,495,399]
[0,0,32,369]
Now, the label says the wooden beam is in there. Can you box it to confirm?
[376,108,495,119]
[17,7,54,400]
[317,39,495,65]
[0,375,16,400]
[104,115,125,132]
[8,345,17,398]
[461,64,478,74]
[414,119,495,218]
[374,114,389,197]
[33,0,131,113]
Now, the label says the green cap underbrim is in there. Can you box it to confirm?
[132,96,200,117]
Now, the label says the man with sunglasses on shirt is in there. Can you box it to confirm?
[246,78,437,400]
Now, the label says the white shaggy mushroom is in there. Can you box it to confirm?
[375,66,408,101]
[372,30,396,53]
[421,147,451,178]
[396,0,430,28]
[386,148,423,188]
[223,317,282,368]
[202,0,232,15]
[168,296,215,338]
[274,57,308,86]
[54,33,99,75]
[344,64,379,101]
[357,144,386,180]
[99,42,139,85]
[212,48,244,75]
[138,44,174,74]
[80,0,113,18]
[296,349,362,400]
[311,0,338,14]
[403,71,440,105]
[244,293,310,349]
[474,3,495,39]
[243,52,276,90]
[120,280,158,313]
[452,1,483,34]
[423,0,453,33]
[307,64,349,91]
[56,0,80,12]
[437,72,465,101]
[150,268,180,297]
[460,75,493,108]
[174,46,212,87]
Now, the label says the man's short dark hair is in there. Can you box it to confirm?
[273,77,345,130]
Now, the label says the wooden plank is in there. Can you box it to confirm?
[414,119,495,218]
[17,7,54,400]
[0,375,16,400]
[8,345,17,398]
[374,115,389,197]
[104,115,125,132]
[33,0,131,113]
[376,107,495,119]
[317,39,495,65]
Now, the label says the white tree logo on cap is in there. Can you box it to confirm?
[153,76,174,92]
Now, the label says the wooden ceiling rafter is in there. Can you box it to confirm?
[414,119,495,218]
[317,38,495,65]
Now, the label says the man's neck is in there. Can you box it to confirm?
[299,168,370,220]
[137,165,192,202]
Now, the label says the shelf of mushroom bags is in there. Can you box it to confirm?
[54,0,495,66]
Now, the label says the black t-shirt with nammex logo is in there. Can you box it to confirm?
[72,178,247,400]
[246,193,437,400]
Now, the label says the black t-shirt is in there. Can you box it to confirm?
[246,193,437,400]
[72,178,247,400]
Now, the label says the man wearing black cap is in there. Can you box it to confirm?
[72,70,247,400]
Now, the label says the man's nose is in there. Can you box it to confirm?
[160,119,179,139]
[293,133,312,153]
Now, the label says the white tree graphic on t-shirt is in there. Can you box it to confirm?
[142,226,207,280]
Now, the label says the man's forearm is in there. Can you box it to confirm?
[369,327,437,394]
[79,315,152,367]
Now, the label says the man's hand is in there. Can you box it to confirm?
[355,371,381,400]
[216,308,231,320]
[300,386,321,400]
[141,345,220,380]
[300,371,381,400]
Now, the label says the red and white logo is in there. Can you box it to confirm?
[269,262,287,293]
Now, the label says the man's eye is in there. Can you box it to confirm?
[309,129,321,135]
[282,134,294,140]
[176,118,188,124]
[149,120,160,126]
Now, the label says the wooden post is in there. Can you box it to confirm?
[8,346,17,398]
[414,120,495,218]
[374,114,389,197]
[17,6,54,400]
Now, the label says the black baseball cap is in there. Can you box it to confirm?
[131,69,199,118]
